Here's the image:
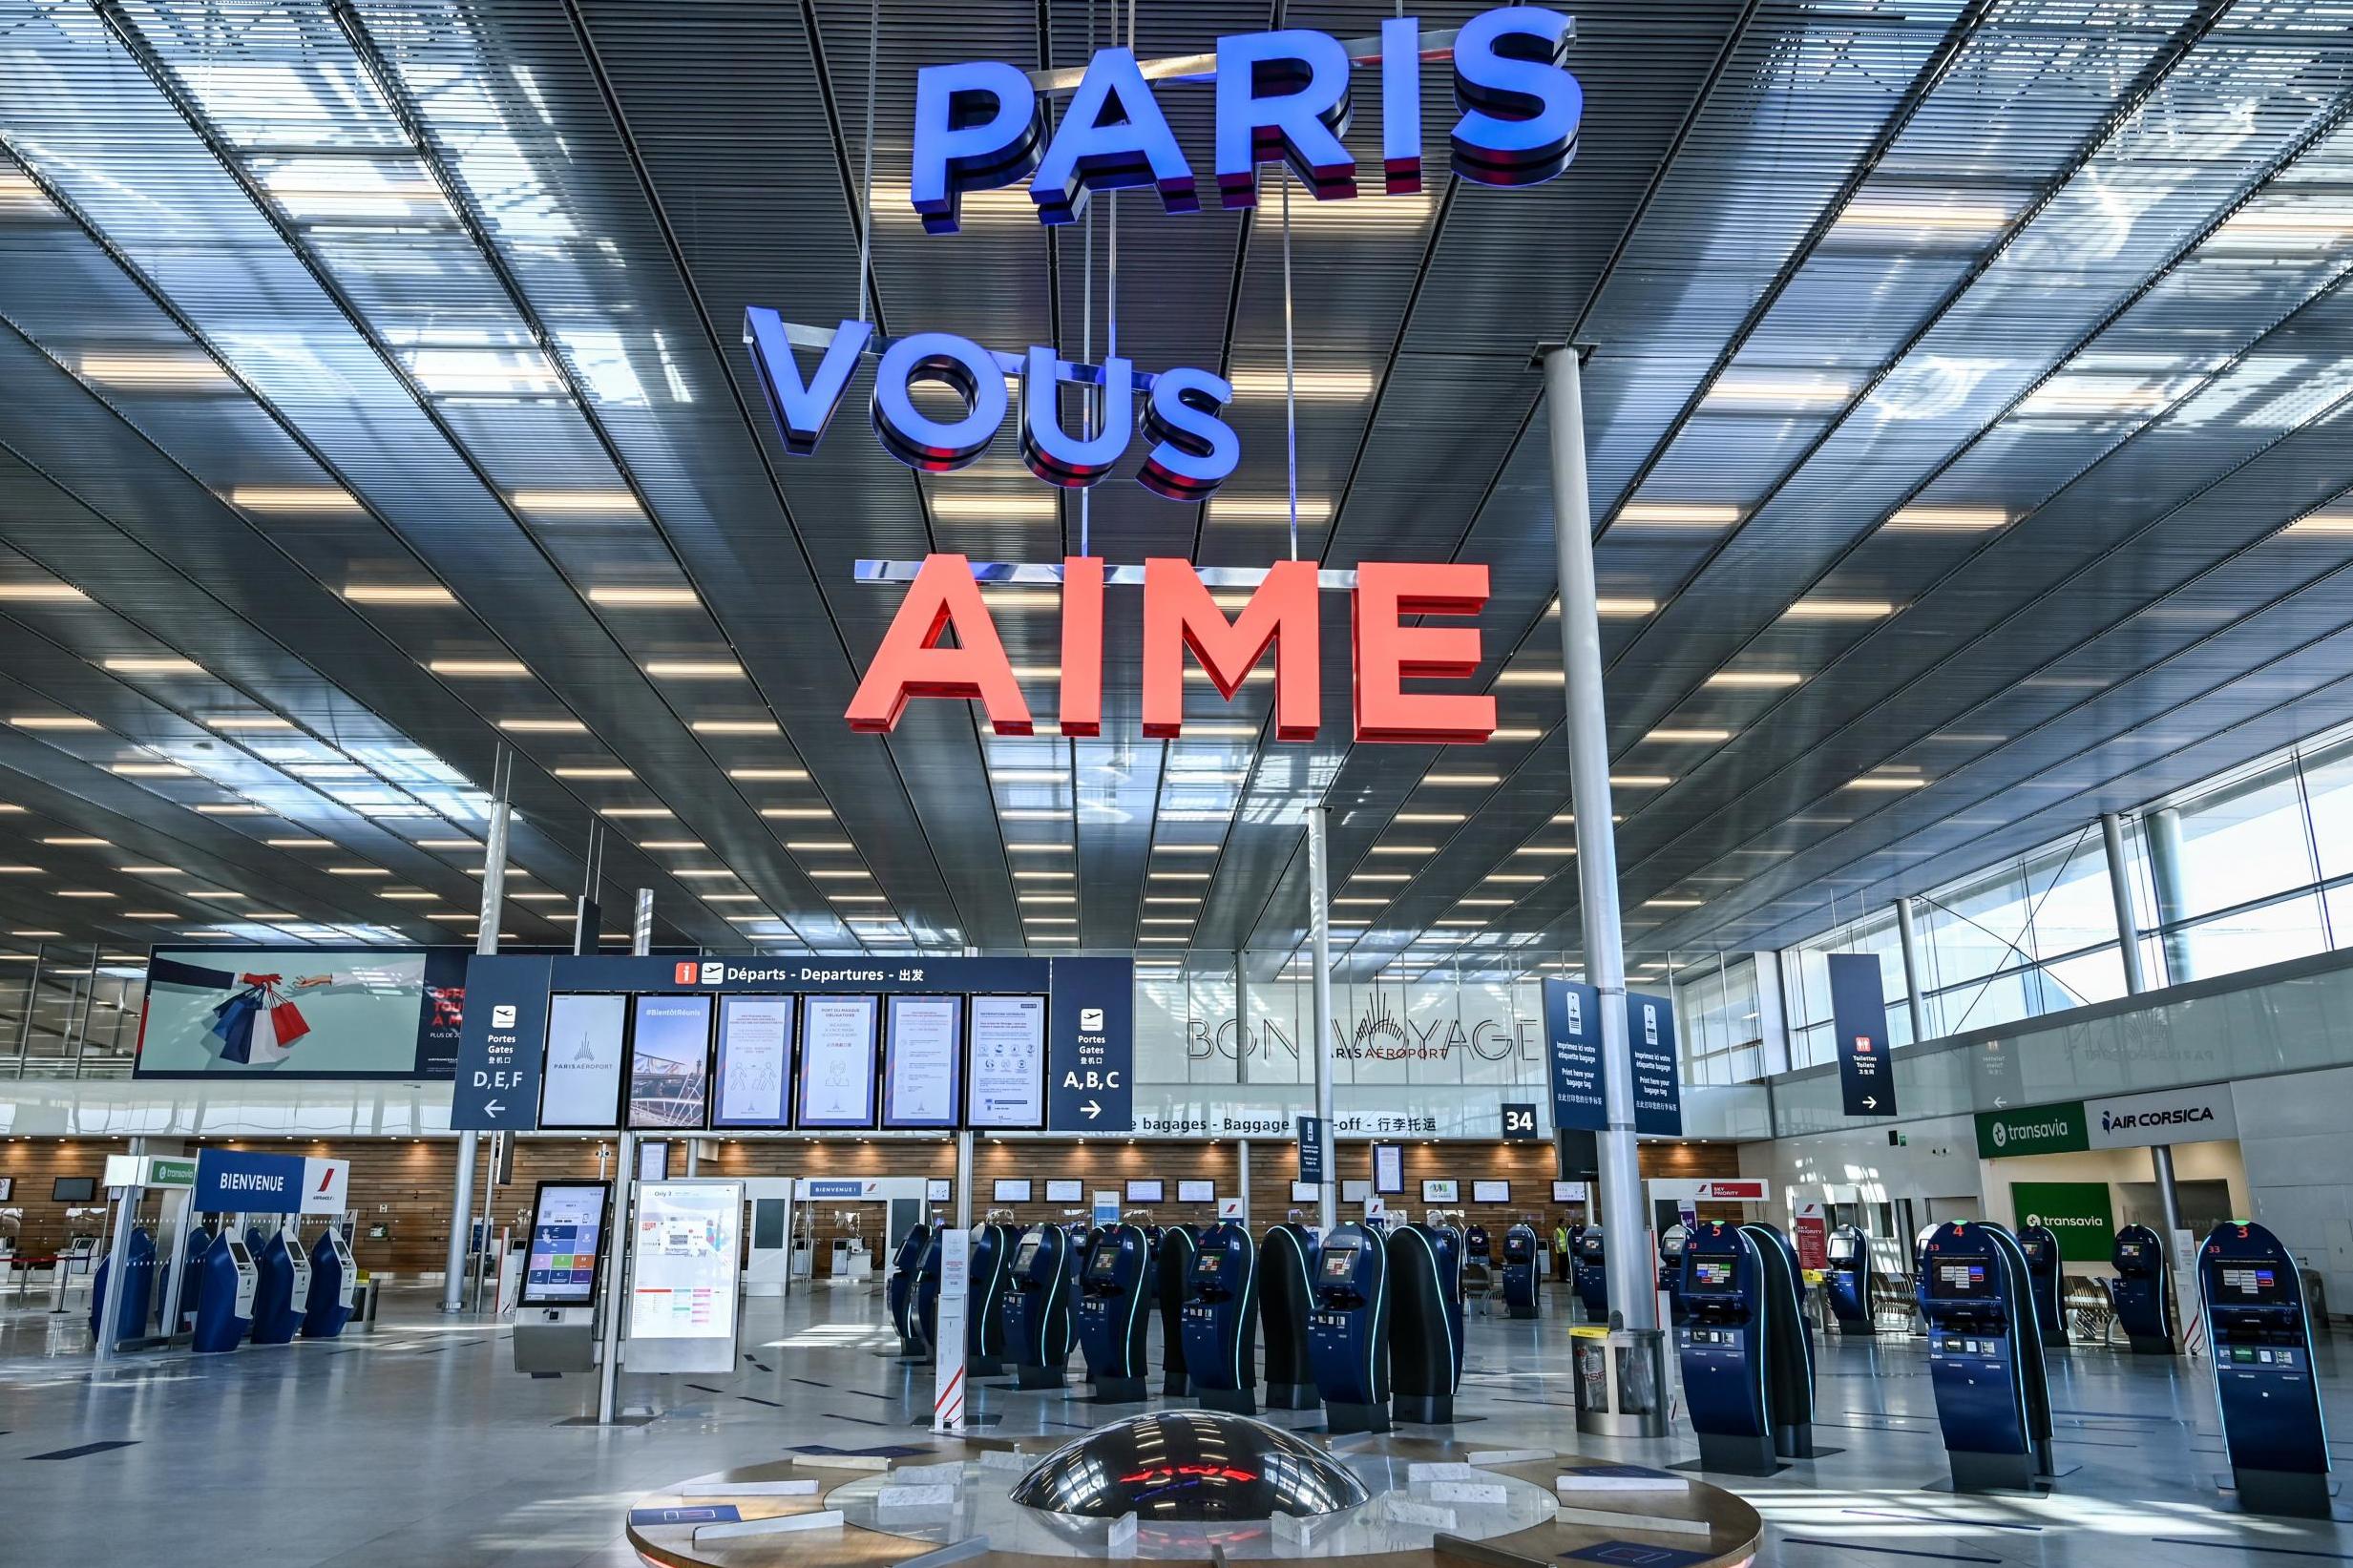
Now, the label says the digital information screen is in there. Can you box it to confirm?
[995,1179,1034,1202]
[1320,1246,1356,1280]
[1087,1247,1122,1280]
[1294,1181,1322,1202]
[1373,1143,1404,1195]
[797,993,879,1128]
[1473,1181,1509,1204]
[1178,1180,1215,1204]
[967,994,1047,1128]
[540,994,628,1129]
[1687,1259,1736,1295]
[712,994,791,1128]
[627,994,711,1130]
[2221,1266,2284,1302]
[1937,1261,1993,1298]
[523,1182,610,1307]
[1422,1180,1458,1203]
[882,994,963,1129]
[1126,1180,1165,1203]
[629,1182,742,1342]
[1045,1179,1082,1203]
[1013,1240,1041,1271]
[1551,1181,1587,1203]
[1197,1253,1224,1274]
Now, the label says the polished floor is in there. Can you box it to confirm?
[0,1279,2347,1567]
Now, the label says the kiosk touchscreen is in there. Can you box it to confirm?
[1183,1221,1259,1415]
[2016,1224,2068,1348]
[1074,1223,1151,1403]
[1003,1225,1077,1389]
[193,1231,259,1354]
[515,1181,611,1377]
[1156,1224,1200,1396]
[248,1227,303,1346]
[2199,1222,2332,1518]
[1501,1223,1541,1319]
[1918,1222,2054,1493]
[2112,1224,2175,1355]
[1388,1223,1459,1424]
[1677,1223,1778,1475]
[1308,1223,1392,1433]
[967,1222,1015,1376]
[1824,1224,1876,1337]
[1572,1225,1608,1322]
[1658,1225,1691,1328]
[889,1222,934,1358]
[1258,1222,1320,1411]
[303,1227,357,1339]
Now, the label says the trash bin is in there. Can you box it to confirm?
[357,1276,381,1330]
[1571,1325,1669,1438]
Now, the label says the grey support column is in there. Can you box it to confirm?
[1894,898,1930,1045]
[598,888,655,1424]
[2147,807,2195,986]
[1307,807,1338,1235]
[1540,344,1655,1340]
[443,756,512,1313]
[956,1131,974,1231]
[2102,811,2152,995]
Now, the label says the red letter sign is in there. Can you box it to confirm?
[1059,555,1104,738]
[1353,561,1495,743]
[845,554,1032,735]
[1142,557,1320,740]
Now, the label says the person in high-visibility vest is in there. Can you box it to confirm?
[1552,1222,1572,1284]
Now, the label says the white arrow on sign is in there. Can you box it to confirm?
[1862,1097,1879,1110]
[484,1100,505,1119]
[1082,1099,1102,1120]
[1993,1097,2007,1108]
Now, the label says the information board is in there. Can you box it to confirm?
[1626,992,1684,1137]
[451,953,550,1131]
[995,1178,1034,1202]
[521,1181,610,1307]
[1473,1181,1509,1204]
[883,994,963,1128]
[1178,1180,1215,1204]
[1422,1179,1459,1203]
[1372,1142,1404,1195]
[538,994,628,1129]
[628,1181,744,1371]
[1544,978,1605,1134]
[1125,1180,1164,1203]
[1828,951,1899,1118]
[628,994,711,1130]
[712,994,792,1127]
[1044,1179,1082,1203]
[797,994,879,1128]
[967,993,1047,1128]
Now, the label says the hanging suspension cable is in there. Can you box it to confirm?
[854,0,880,323]
[1283,171,1299,563]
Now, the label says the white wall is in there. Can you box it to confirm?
[2233,1065,2353,1308]
[1974,1139,2247,1280]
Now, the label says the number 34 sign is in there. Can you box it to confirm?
[1502,1103,1541,1140]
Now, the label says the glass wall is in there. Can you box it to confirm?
[1674,954,1765,1086]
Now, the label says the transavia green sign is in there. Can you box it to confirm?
[1976,1102,2089,1160]
[2010,1181,2116,1264]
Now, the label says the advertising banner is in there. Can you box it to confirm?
[138,947,469,1079]
[1827,951,1898,1118]
[2010,1181,2116,1264]
[191,1149,346,1214]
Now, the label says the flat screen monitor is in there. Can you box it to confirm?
[223,1237,253,1268]
[1196,1252,1224,1275]
[1319,1244,1356,1280]
[521,1181,611,1307]
[1292,1181,1320,1202]
[967,994,1047,1129]
[994,1179,1034,1202]
[1472,1181,1509,1204]
[627,994,712,1130]
[1827,1236,1858,1263]
[2117,1242,2146,1264]
[796,994,879,1129]
[711,994,792,1128]
[1045,1179,1082,1203]
[638,1140,670,1181]
[51,1176,95,1202]
[1125,1180,1165,1203]
[1551,1181,1587,1203]
[1013,1240,1042,1273]
[1178,1180,1215,1204]
[1087,1246,1123,1281]
[927,1178,953,1202]
[540,993,628,1129]
[1372,1143,1404,1195]
[882,994,963,1129]
[1685,1258,1737,1296]
[1934,1259,1995,1298]
[1422,1180,1459,1203]
[2218,1265,2289,1305]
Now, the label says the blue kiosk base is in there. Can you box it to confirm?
[1016,1364,1065,1390]
[1092,1374,1146,1403]
[1325,1398,1391,1435]
[1947,1443,2055,1494]
[1200,1386,1257,1417]
[1264,1381,1318,1411]
[1395,1392,1452,1424]
[1696,1432,1780,1476]
[2234,1469,2333,1520]
[1162,1370,1190,1397]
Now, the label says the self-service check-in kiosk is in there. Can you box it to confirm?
[1572,1225,1608,1322]
[91,1225,158,1348]
[1742,1222,1818,1459]
[1309,1222,1392,1434]
[1677,1222,1780,1474]
[1389,1223,1460,1424]
[302,1226,357,1339]
[1824,1224,1876,1336]
[515,1181,612,1377]
[1156,1223,1199,1396]
[1432,1221,1465,1385]
[968,1221,1015,1376]
[2113,1223,2175,1355]
[248,1225,304,1346]
[192,1230,258,1354]
[1659,1225,1691,1327]
[1465,1224,1491,1265]
[1004,1224,1077,1390]
[2199,1221,2332,1518]
[1919,1221,2055,1493]
[1075,1222,1152,1403]
[179,1225,215,1335]
[914,1226,947,1365]
[2017,1224,2068,1348]
[1501,1223,1541,1319]
[1183,1221,1259,1415]
[1258,1221,1320,1411]
[889,1222,933,1358]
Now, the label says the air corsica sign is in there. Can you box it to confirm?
[741,10,1582,744]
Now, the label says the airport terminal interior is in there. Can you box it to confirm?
[14,1,2353,1565]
